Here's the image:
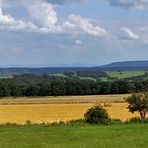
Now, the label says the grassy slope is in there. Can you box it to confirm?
[0,124,148,147]
[50,74,67,77]
[107,71,145,79]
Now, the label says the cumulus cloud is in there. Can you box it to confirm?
[0,8,39,32]
[68,15,109,37]
[0,0,63,33]
[75,40,82,45]
[121,27,140,40]
[0,0,110,38]
[107,0,148,9]
[28,1,62,33]
[62,21,76,30]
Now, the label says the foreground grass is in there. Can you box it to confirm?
[0,123,148,148]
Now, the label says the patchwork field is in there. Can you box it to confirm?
[50,71,146,81]
[0,94,140,124]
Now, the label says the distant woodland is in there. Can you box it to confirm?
[0,73,147,97]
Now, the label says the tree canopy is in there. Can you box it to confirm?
[125,93,148,119]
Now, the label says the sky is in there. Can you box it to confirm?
[0,0,148,67]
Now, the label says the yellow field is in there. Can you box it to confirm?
[0,94,139,124]
[0,103,139,124]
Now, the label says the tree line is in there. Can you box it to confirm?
[0,74,148,97]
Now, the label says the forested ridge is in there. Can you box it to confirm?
[0,74,147,97]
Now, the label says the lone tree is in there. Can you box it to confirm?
[125,93,148,119]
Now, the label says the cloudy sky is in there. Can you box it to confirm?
[0,0,148,67]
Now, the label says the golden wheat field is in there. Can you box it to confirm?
[0,94,140,124]
[0,103,139,124]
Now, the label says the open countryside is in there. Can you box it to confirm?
[1,0,148,147]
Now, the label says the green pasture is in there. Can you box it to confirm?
[0,123,148,148]
[107,71,145,79]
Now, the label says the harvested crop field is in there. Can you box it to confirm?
[0,94,130,105]
[0,103,139,124]
[0,94,138,124]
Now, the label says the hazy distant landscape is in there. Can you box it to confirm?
[0,60,148,77]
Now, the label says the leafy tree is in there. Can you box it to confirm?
[125,93,148,119]
[84,105,111,124]
[0,82,10,96]
[24,85,40,96]
[50,80,66,96]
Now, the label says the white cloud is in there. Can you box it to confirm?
[28,1,62,33]
[75,40,82,45]
[62,21,76,30]
[68,15,109,37]
[0,2,62,33]
[0,0,110,38]
[0,8,39,32]
[121,27,140,40]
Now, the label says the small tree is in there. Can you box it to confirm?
[84,105,110,124]
[125,93,148,119]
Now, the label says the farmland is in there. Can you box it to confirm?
[0,124,148,147]
[0,94,139,124]
[0,103,139,124]
[50,70,146,81]
[107,71,145,79]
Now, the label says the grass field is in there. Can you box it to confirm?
[107,71,145,79]
[79,77,96,81]
[0,124,148,147]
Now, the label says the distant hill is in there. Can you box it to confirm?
[0,61,148,76]
[99,61,148,71]
[102,61,148,67]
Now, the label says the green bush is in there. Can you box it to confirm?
[127,117,148,124]
[67,119,84,125]
[84,105,111,124]
[129,117,142,123]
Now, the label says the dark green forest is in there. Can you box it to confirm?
[0,74,147,97]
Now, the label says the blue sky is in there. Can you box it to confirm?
[0,0,148,67]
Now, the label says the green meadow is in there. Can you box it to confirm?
[0,123,148,148]
[107,71,145,79]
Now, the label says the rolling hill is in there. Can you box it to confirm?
[0,61,148,76]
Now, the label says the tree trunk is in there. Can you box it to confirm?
[140,111,146,119]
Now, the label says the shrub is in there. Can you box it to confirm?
[127,117,148,124]
[84,105,111,124]
[111,119,123,124]
[25,120,32,125]
[129,117,142,123]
